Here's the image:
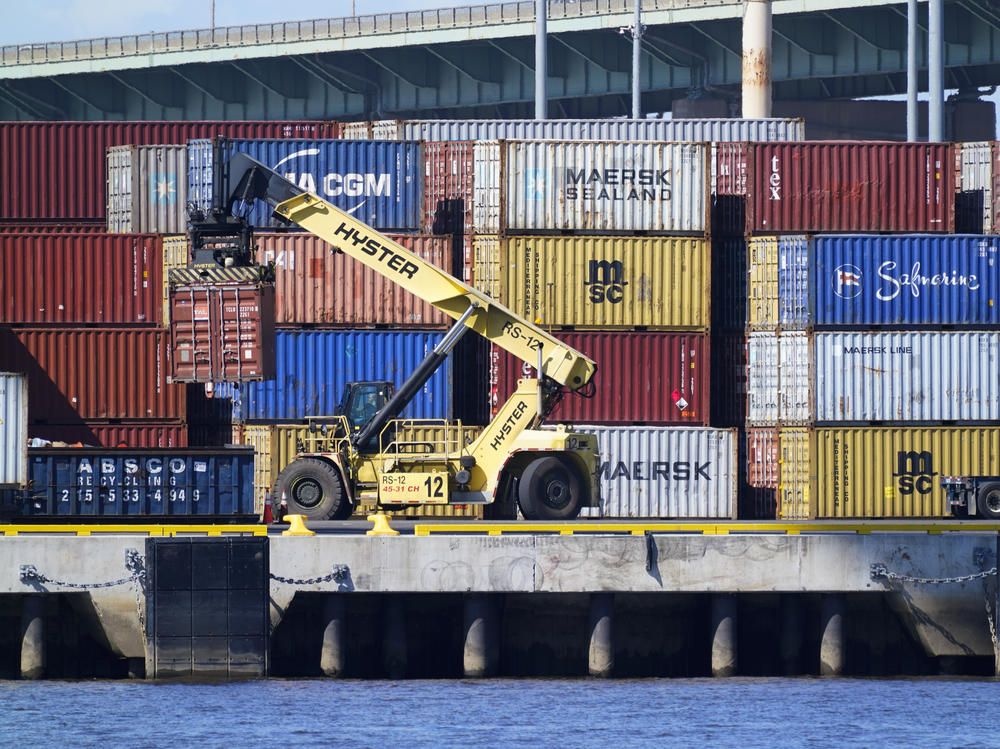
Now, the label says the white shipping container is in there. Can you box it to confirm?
[957,141,994,233]
[106,145,188,234]
[576,426,736,519]
[747,331,810,425]
[473,140,708,234]
[0,373,27,487]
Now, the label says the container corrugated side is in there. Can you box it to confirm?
[0,373,27,487]
[28,423,188,448]
[813,234,1000,327]
[744,426,778,520]
[815,331,1000,422]
[340,121,373,139]
[747,236,779,330]
[188,138,423,231]
[474,140,709,235]
[0,233,162,325]
[956,142,994,234]
[779,427,1000,519]
[214,330,459,421]
[490,332,710,424]
[106,145,188,234]
[401,118,805,142]
[575,426,736,519]
[423,141,475,236]
[749,142,955,233]
[475,235,710,329]
[747,331,810,425]
[746,235,810,330]
[0,328,185,422]
[256,232,453,327]
[20,447,255,518]
[0,120,337,221]
[240,424,273,517]
[161,235,189,325]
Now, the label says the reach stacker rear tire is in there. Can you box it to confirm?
[518,456,583,521]
[273,458,351,521]
[976,482,1000,520]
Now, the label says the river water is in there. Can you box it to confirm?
[3,677,999,747]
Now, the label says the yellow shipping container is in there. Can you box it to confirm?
[778,427,1000,519]
[746,236,779,330]
[161,235,189,325]
[472,235,709,330]
[240,424,275,518]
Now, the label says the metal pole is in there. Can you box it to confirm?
[210,0,215,29]
[632,0,642,119]
[928,0,944,141]
[907,0,918,141]
[535,0,547,120]
[741,0,773,119]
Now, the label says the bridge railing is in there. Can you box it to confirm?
[0,0,732,67]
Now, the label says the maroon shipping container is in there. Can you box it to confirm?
[0,120,338,221]
[715,142,749,196]
[0,232,162,325]
[490,332,709,425]
[746,427,778,489]
[424,141,475,236]
[255,232,455,327]
[29,422,188,448]
[170,284,276,382]
[0,328,185,422]
[748,141,955,233]
[0,222,107,233]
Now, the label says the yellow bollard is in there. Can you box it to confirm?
[366,511,399,536]
[282,514,315,536]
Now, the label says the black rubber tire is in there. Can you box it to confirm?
[976,482,1000,519]
[273,458,349,521]
[518,456,583,521]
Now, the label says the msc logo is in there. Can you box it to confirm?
[832,264,863,299]
[584,259,628,304]
[150,173,177,205]
[525,169,548,200]
[892,450,937,495]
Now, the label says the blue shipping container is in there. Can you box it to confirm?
[187,138,422,231]
[20,448,255,518]
[777,236,810,327]
[213,330,455,421]
[784,235,1000,327]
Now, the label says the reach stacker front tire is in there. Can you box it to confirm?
[273,458,350,520]
[976,482,1000,520]
[518,456,583,521]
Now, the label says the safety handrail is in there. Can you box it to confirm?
[0,0,734,67]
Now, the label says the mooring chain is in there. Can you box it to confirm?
[870,563,998,586]
[270,564,349,586]
[19,548,146,590]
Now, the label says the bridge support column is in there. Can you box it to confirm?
[20,594,45,680]
[382,596,407,679]
[320,595,346,677]
[588,593,614,678]
[463,593,497,678]
[711,594,738,677]
[780,594,802,675]
[820,594,845,676]
[741,0,773,118]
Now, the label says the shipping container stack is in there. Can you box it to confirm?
[741,141,1000,520]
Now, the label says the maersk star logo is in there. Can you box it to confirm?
[150,173,177,205]
[833,264,863,299]
[525,169,548,200]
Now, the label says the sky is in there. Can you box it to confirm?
[0,0,470,47]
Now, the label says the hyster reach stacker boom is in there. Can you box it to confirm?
[189,153,600,521]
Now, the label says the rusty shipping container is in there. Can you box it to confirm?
[473,140,709,235]
[28,423,188,448]
[490,332,710,425]
[106,145,188,234]
[748,142,955,233]
[0,120,338,221]
[255,232,455,327]
[0,328,185,422]
[777,426,1000,519]
[473,235,709,330]
[424,141,475,236]
[0,232,162,325]
[170,283,276,382]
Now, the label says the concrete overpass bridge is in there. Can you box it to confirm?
[0,0,998,125]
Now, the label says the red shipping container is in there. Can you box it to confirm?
[0,328,185,422]
[255,232,456,327]
[0,222,106,233]
[170,284,276,382]
[423,141,475,235]
[490,332,709,425]
[746,427,778,489]
[28,422,188,448]
[0,120,338,221]
[748,141,955,233]
[0,232,162,325]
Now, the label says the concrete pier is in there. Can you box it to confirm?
[382,596,407,679]
[20,594,45,679]
[820,594,846,676]
[711,594,738,677]
[779,595,802,676]
[588,593,614,677]
[320,595,346,677]
[462,593,496,678]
